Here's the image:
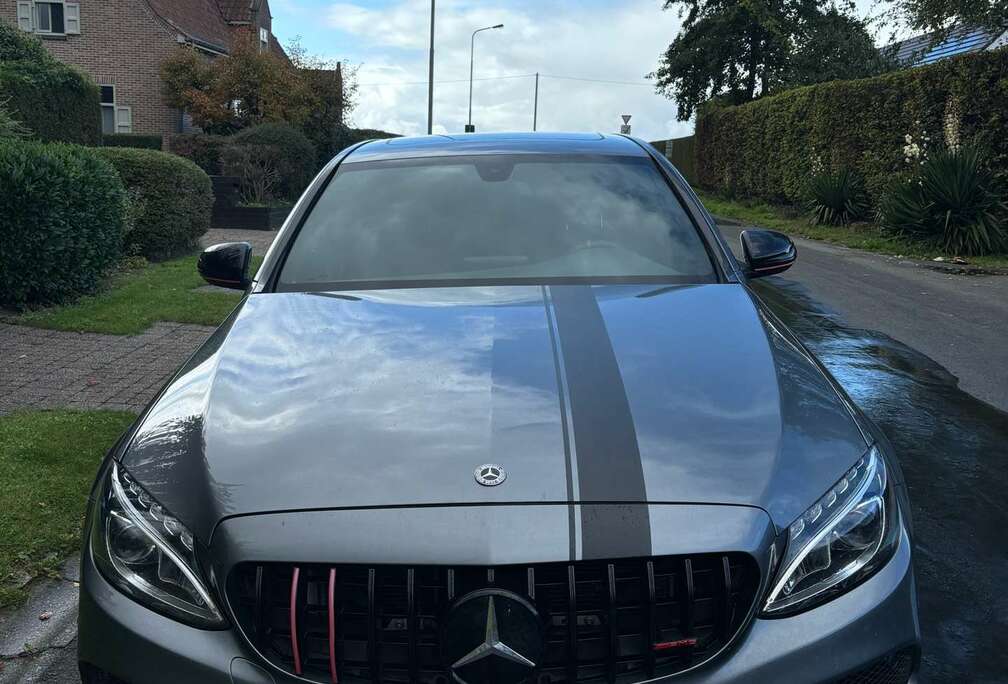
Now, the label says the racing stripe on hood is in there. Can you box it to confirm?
[548,285,652,559]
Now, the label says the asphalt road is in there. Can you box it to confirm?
[721,224,1008,413]
[10,229,1008,683]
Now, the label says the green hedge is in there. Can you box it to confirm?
[230,123,316,200]
[95,148,212,260]
[694,50,1008,205]
[0,140,125,309]
[0,25,100,145]
[103,133,163,150]
[169,133,228,174]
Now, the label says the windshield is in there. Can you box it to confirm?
[277,154,716,289]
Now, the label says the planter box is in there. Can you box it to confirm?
[212,205,292,231]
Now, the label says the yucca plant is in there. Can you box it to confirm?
[807,168,870,226]
[879,144,1007,256]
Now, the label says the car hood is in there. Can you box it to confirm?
[121,283,868,542]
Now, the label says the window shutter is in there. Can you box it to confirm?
[115,106,132,134]
[16,2,33,32]
[65,3,81,34]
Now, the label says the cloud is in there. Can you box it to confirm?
[279,0,692,140]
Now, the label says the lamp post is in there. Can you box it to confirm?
[466,23,503,133]
[426,0,435,134]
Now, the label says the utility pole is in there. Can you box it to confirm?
[532,72,539,131]
[426,0,435,135]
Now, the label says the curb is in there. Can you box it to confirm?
[0,557,80,683]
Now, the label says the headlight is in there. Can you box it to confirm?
[90,463,224,628]
[763,446,900,616]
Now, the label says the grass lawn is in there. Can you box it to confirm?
[11,254,263,335]
[698,191,1008,270]
[0,410,136,608]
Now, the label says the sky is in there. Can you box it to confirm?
[269,0,898,141]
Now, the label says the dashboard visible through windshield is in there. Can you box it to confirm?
[277,154,717,289]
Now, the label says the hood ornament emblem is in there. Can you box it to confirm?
[474,463,506,487]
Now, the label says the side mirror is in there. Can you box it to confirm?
[198,242,252,290]
[740,229,796,278]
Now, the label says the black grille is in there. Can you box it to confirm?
[229,554,759,683]
[834,647,917,684]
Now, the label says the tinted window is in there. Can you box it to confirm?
[279,154,715,288]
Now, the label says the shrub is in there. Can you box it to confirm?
[308,124,400,166]
[221,143,280,204]
[0,61,101,145]
[0,140,126,309]
[103,133,163,150]
[695,50,1008,205]
[169,133,229,174]
[0,21,51,62]
[878,144,1007,256]
[95,148,213,260]
[229,123,315,200]
[0,100,29,140]
[807,168,869,225]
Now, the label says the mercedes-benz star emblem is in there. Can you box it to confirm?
[443,590,544,684]
[474,463,506,487]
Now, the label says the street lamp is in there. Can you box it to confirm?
[466,23,503,133]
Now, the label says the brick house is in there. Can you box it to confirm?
[2,0,287,142]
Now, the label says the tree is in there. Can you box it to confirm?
[284,37,359,165]
[160,29,316,134]
[784,9,894,88]
[650,0,888,120]
[885,0,1008,35]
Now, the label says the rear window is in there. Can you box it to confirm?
[278,154,715,288]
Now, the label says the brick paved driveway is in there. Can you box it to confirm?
[0,230,278,417]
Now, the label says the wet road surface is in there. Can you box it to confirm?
[753,277,1008,683]
[722,224,1008,413]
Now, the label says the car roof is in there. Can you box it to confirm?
[344,132,649,163]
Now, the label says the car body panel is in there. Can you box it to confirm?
[121,282,867,544]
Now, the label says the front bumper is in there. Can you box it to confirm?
[79,530,919,684]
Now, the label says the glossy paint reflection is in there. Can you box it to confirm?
[751,277,1008,683]
[121,283,873,544]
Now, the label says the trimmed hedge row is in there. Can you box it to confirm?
[0,25,101,145]
[0,140,125,309]
[694,50,1008,204]
[96,148,213,260]
[103,133,164,150]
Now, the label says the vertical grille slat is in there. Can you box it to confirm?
[407,568,417,683]
[721,556,733,644]
[289,567,302,676]
[253,565,265,650]
[231,553,759,684]
[683,558,696,667]
[367,568,378,682]
[328,568,339,684]
[645,560,657,678]
[606,563,618,684]
[566,564,578,684]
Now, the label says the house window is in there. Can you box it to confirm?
[259,27,269,52]
[17,1,80,34]
[99,85,132,135]
[100,85,115,135]
[35,2,65,34]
